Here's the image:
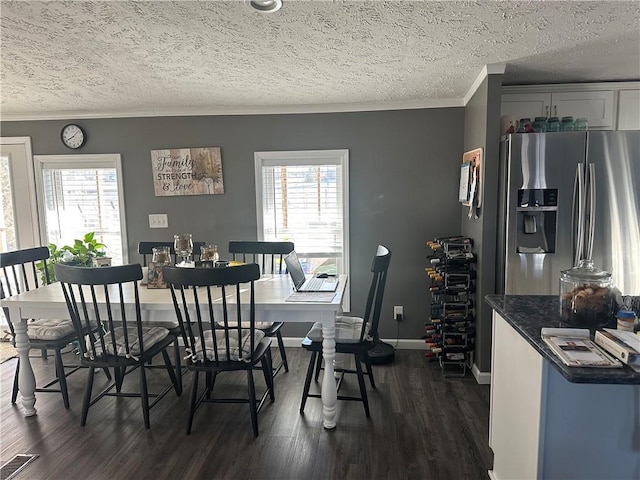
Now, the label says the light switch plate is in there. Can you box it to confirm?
[149,214,168,229]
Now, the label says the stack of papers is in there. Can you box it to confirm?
[541,328,622,368]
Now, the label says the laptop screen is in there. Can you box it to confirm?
[283,251,307,290]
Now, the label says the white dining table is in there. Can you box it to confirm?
[1,273,348,429]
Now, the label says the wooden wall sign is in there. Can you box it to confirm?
[151,147,224,196]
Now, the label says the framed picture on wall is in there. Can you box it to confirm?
[151,146,224,196]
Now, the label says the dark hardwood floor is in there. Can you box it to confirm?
[0,347,492,479]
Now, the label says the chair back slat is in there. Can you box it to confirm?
[359,245,392,342]
[55,263,149,364]
[164,263,261,364]
[228,241,294,274]
[0,246,51,295]
[0,246,52,335]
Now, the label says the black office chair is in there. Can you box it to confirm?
[300,245,391,418]
[228,241,294,377]
[138,241,207,266]
[55,263,182,428]
[0,247,83,408]
[164,263,275,436]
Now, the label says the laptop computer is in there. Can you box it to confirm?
[283,251,339,292]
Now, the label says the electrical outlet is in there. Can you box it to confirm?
[149,213,168,228]
[394,305,403,321]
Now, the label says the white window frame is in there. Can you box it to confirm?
[33,154,129,264]
[0,137,40,250]
[254,149,350,310]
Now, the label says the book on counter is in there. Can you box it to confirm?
[541,328,622,368]
[594,329,640,373]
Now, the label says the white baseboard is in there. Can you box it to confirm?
[281,337,427,349]
[180,335,493,384]
[472,363,491,385]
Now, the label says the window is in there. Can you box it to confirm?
[255,149,349,296]
[1,137,38,329]
[34,154,128,265]
[0,138,39,252]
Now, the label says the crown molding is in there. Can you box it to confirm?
[0,98,465,122]
[463,63,507,106]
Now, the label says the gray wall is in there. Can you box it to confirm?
[1,108,465,339]
[461,74,504,373]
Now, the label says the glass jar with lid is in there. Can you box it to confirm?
[560,259,616,328]
[533,117,547,132]
[560,116,575,132]
[547,116,560,132]
[574,118,589,131]
[516,118,532,133]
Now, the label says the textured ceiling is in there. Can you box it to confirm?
[1,0,639,119]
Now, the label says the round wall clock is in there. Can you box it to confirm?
[61,124,87,149]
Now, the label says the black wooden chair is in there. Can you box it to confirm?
[138,239,205,372]
[228,241,293,274]
[164,263,275,436]
[0,246,82,408]
[228,241,294,377]
[55,263,182,428]
[138,240,207,266]
[300,245,391,418]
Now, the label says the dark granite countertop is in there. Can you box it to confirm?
[485,294,640,385]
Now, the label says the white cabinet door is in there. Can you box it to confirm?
[551,90,614,129]
[501,93,551,121]
[617,89,640,130]
[489,312,544,480]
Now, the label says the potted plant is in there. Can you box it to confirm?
[37,232,109,282]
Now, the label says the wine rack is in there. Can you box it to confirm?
[424,236,476,377]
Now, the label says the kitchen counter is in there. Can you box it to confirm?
[485,294,640,384]
[485,294,640,480]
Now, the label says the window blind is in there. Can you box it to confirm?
[261,164,344,273]
[41,167,123,265]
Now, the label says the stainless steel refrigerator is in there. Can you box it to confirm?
[496,131,640,296]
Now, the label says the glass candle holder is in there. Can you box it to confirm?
[200,244,219,268]
[152,246,171,265]
[174,233,193,265]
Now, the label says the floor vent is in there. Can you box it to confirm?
[0,454,38,480]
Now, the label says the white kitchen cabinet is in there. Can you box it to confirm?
[551,90,614,128]
[501,92,550,121]
[501,89,614,129]
[617,89,640,130]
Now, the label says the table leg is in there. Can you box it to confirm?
[321,316,337,429]
[12,315,37,416]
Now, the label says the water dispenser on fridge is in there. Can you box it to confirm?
[515,188,558,254]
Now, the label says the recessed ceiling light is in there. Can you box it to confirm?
[247,0,283,14]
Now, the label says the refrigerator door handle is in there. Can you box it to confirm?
[586,163,596,260]
[572,164,586,266]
